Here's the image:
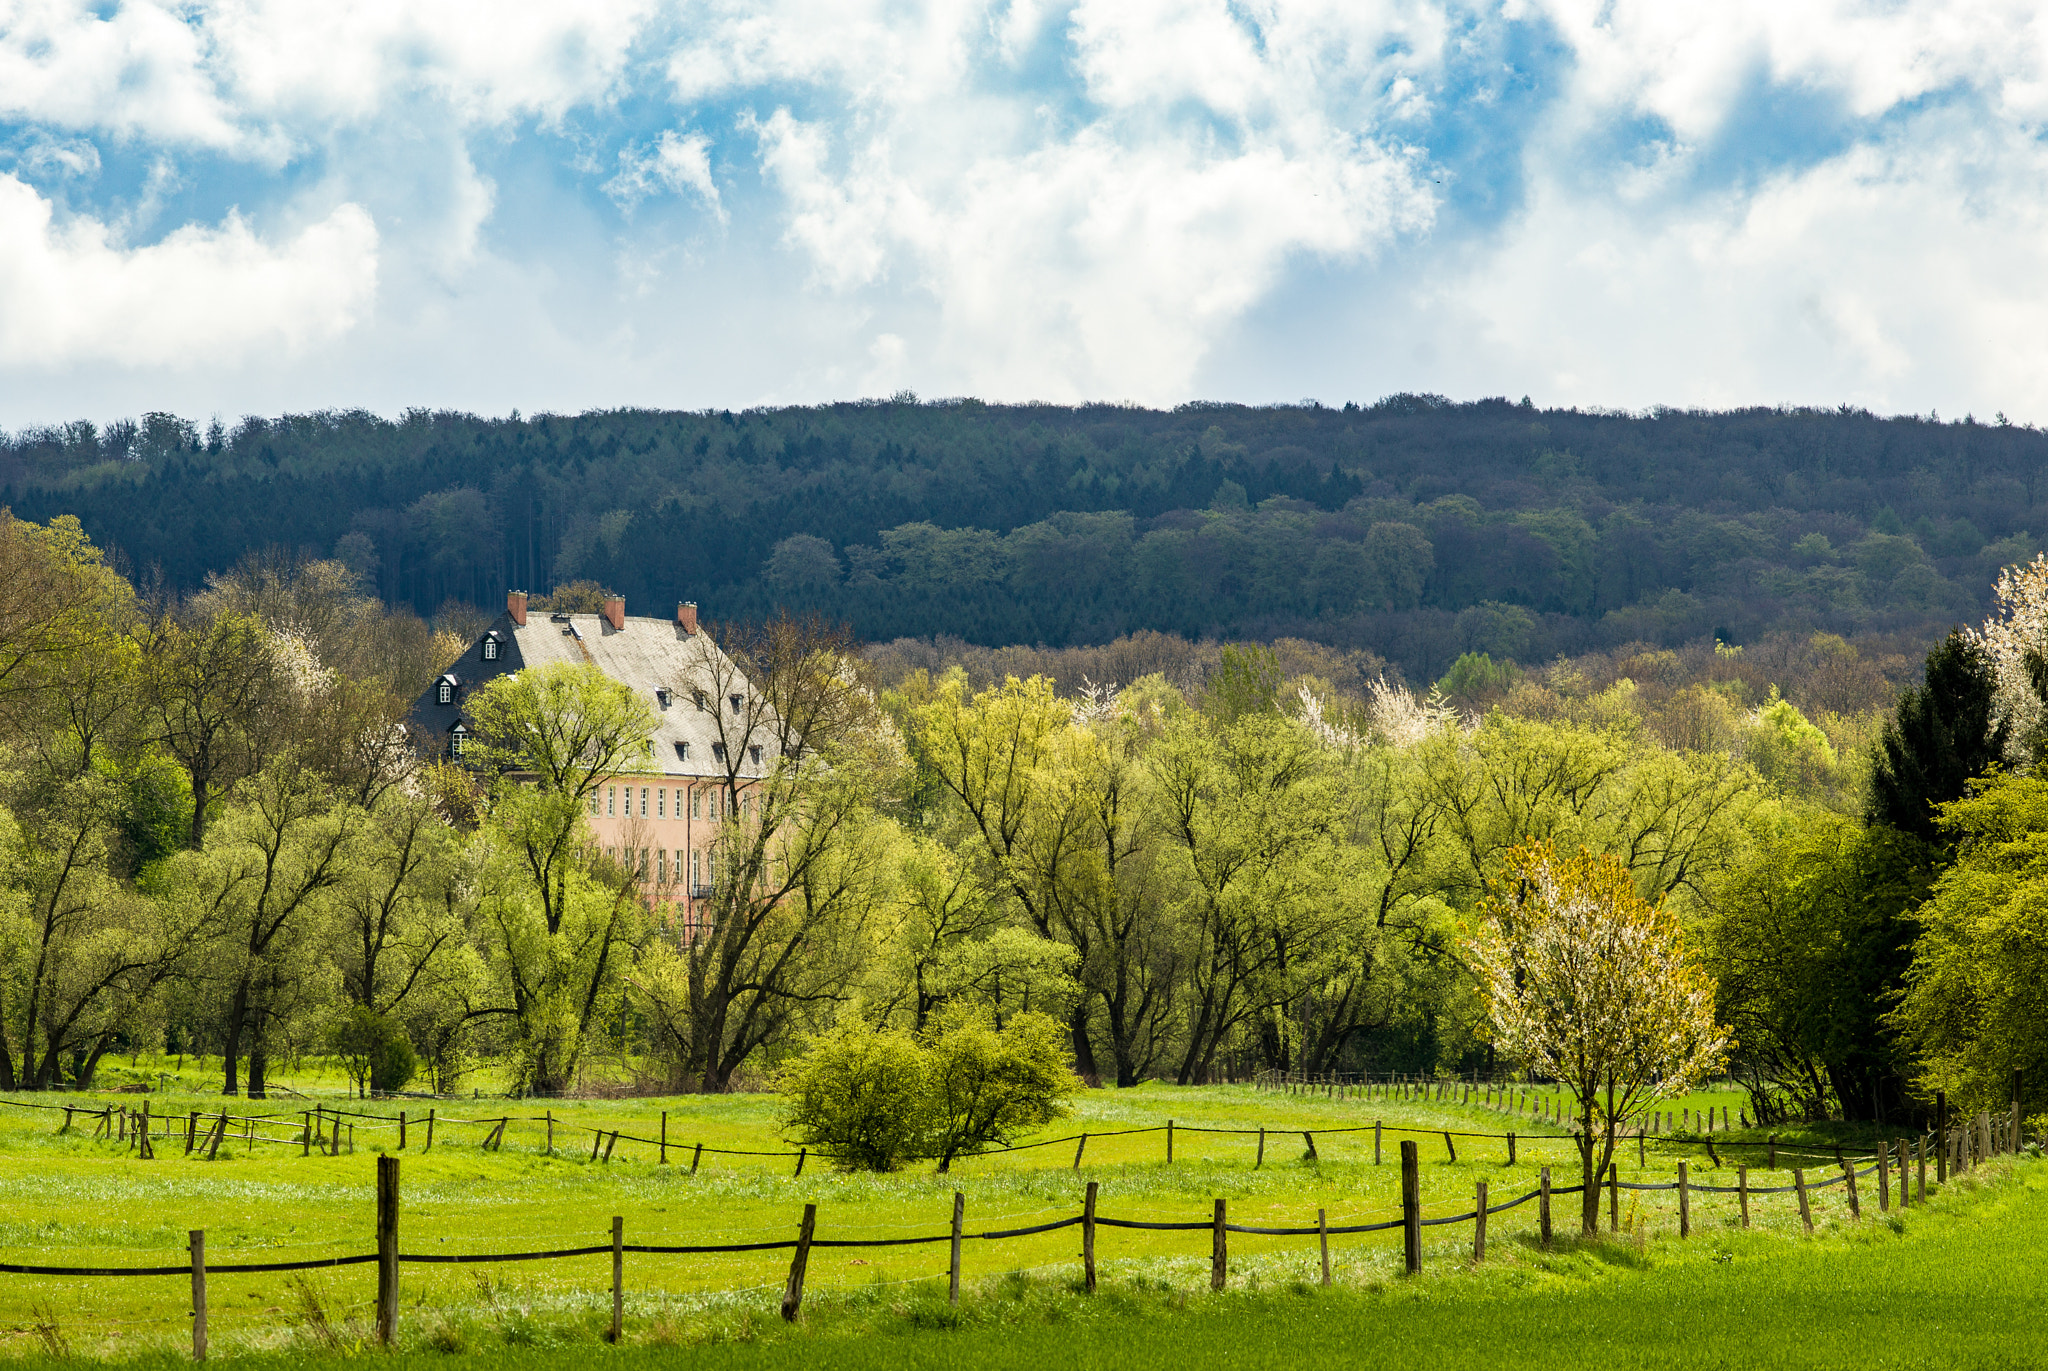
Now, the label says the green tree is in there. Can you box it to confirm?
[328,1005,419,1097]
[1868,631,2007,844]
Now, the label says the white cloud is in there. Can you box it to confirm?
[604,129,724,218]
[0,174,378,367]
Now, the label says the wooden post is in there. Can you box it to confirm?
[1539,1167,1552,1248]
[1255,1128,1264,1168]
[189,1229,207,1362]
[1210,1199,1227,1291]
[1638,1125,1645,1169]
[1738,1166,1749,1228]
[1473,1182,1488,1263]
[191,1111,202,1156]
[207,1112,226,1161]
[592,1130,603,1162]
[1678,1161,1690,1238]
[951,1192,966,1304]
[1705,1137,1720,1168]
[691,1142,702,1175]
[601,1129,616,1161]
[1936,1091,1948,1182]
[609,1216,623,1344]
[780,1204,816,1322]
[298,1111,307,1157]
[1916,1135,1926,1202]
[1081,1183,1096,1296]
[1443,1131,1456,1163]
[1167,1120,1174,1164]
[376,1154,399,1347]
[1608,1162,1619,1233]
[1303,1130,1318,1162]
[794,1147,806,1177]
[1794,1168,1813,1232]
[1401,1141,1422,1273]
[425,1109,435,1152]
[1375,1121,1383,1165]
[1075,1133,1088,1169]
[659,1112,667,1164]
[546,1112,554,1155]
[1843,1160,1860,1219]
[399,1111,407,1150]
[1319,1207,1332,1286]
[1878,1146,1890,1212]
[1508,1132,1516,1167]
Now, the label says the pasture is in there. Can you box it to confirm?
[0,1071,1979,1364]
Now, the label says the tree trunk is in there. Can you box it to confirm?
[1068,1003,1100,1085]
[248,1045,269,1100]
[221,981,249,1096]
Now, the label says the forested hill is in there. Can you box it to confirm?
[6,396,2043,681]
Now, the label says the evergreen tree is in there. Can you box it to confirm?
[1867,631,2007,844]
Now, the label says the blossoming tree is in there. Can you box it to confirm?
[1468,840,1728,1235]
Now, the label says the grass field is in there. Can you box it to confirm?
[0,1069,1980,1365]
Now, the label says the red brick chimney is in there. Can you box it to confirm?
[506,590,527,627]
[677,601,698,635]
[602,595,625,631]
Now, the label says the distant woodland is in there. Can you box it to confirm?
[7,396,2044,682]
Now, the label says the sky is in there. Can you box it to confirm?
[4,0,2048,427]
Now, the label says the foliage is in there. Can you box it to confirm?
[1468,840,1728,1233]
[775,1009,1080,1171]
[327,1004,419,1096]
[1892,774,2048,1119]
[1868,631,2007,843]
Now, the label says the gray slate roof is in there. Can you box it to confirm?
[408,610,767,780]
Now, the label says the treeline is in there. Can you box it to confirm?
[1,506,2040,1125]
[7,398,2048,681]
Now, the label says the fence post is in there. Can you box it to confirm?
[1375,1121,1382,1166]
[1608,1162,1619,1233]
[376,1154,399,1347]
[189,1229,207,1362]
[399,1111,407,1150]
[780,1204,816,1322]
[425,1109,435,1152]
[1916,1135,1927,1202]
[1738,1166,1749,1228]
[546,1112,553,1155]
[1936,1091,1947,1182]
[691,1143,702,1175]
[1878,1147,1890,1212]
[660,1112,667,1165]
[1473,1182,1487,1263]
[1539,1167,1552,1248]
[1794,1169,1812,1232]
[1082,1183,1096,1295]
[1508,1132,1516,1167]
[1075,1133,1088,1169]
[592,1130,603,1162]
[1255,1128,1263,1168]
[1677,1161,1689,1238]
[1401,1141,1422,1273]
[1843,1160,1860,1219]
[1303,1131,1318,1162]
[609,1216,623,1344]
[1319,1206,1332,1286]
[1210,1199,1226,1291]
[951,1192,966,1304]
[1167,1120,1174,1164]
[794,1147,806,1177]
[1442,1131,1456,1163]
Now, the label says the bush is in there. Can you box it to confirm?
[777,1009,1081,1171]
[329,1006,418,1097]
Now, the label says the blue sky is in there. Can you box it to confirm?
[3,0,2046,426]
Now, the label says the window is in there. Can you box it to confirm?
[691,850,701,890]
[607,847,616,863]
[712,742,726,762]
[750,745,763,766]
[588,793,599,816]
[655,687,670,708]
[607,786,616,817]
[448,725,466,758]
[658,788,666,819]
[640,848,649,875]
[694,690,706,711]
[673,741,689,762]
[691,789,701,819]
[657,849,667,883]
[436,681,453,705]
[640,787,649,817]
[729,694,743,712]
[482,638,498,661]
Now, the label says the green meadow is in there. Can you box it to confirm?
[0,1072,1970,1364]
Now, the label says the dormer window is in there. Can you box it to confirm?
[482,634,500,661]
[448,722,468,757]
[694,690,706,711]
[436,675,456,705]
[729,694,743,712]
[656,687,671,708]
[673,741,689,761]
[712,743,726,762]
[750,745,763,766]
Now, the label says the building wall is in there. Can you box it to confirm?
[584,773,756,937]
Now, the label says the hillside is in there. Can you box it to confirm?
[6,397,2040,680]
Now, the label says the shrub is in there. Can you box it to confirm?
[329,1006,419,1097]
[777,1009,1081,1171]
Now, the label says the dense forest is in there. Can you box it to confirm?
[5,397,2043,681]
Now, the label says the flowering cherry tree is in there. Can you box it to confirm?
[1468,841,1728,1235]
